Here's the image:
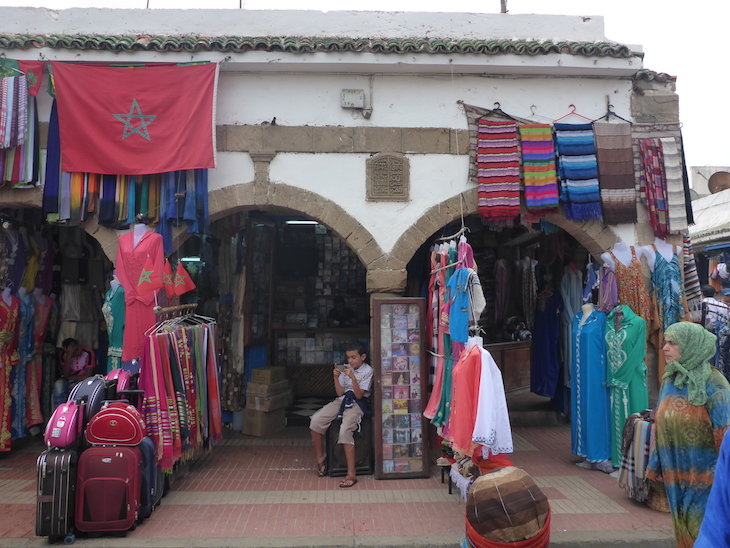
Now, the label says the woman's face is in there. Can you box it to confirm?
[662,338,681,363]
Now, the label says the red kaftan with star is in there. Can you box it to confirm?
[115,231,165,361]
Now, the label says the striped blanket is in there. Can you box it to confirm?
[519,124,559,216]
[617,414,652,502]
[554,123,603,221]
[594,122,636,225]
[476,119,521,223]
[638,138,669,238]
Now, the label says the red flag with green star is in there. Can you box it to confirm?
[138,255,163,296]
[51,62,218,175]
[162,259,175,299]
[17,61,45,96]
[173,262,196,296]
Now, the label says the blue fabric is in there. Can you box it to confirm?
[446,268,470,343]
[571,310,611,462]
[337,389,371,418]
[42,100,60,214]
[157,169,210,255]
[99,174,117,225]
[696,430,730,547]
[531,291,564,398]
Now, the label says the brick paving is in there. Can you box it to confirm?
[0,423,672,543]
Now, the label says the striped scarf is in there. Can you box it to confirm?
[0,76,28,150]
[594,122,637,224]
[618,415,652,502]
[518,124,559,216]
[638,138,669,238]
[554,123,602,221]
[683,234,702,322]
[661,137,689,233]
[476,119,521,223]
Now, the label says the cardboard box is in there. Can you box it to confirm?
[242,408,286,437]
[250,366,287,385]
[246,379,289,397]
[245,391,290,412]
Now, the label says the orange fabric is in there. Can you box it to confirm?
[448,346,482,455]
[466,510,551,548]
[473,449,513,472]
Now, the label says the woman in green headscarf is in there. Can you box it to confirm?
[646,321,730,548]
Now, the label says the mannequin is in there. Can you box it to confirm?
[579,303,594,327]
[17,287,27,300]
[1,286,11,306]
[110,276,121,292]
[601,242,646,271]
[32,287,46,306]
[133,223,149,249]
[466,334,484,350]
[641,237,679,273]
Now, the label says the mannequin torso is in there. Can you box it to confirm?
[579,303,594,327]
[32,287,46,306]
[133,223,148,249]
[110,278,121,292]
[641,237,679,272]
[601,242,642,271]
[1,287,11,306]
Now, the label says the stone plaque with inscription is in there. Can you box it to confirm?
[366,153,409,202]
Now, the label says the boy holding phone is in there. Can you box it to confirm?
[309,340,372,488]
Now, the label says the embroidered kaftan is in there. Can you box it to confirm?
[571,310,611,463]
[531,290,563,398]
[115,231,165,361]
[26,295,51,428]
[605,305,649,467]
[102,284,125,371]
[11,293,33,439]
[0,295,20,451]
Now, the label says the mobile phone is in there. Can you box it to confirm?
[336,364,346,372]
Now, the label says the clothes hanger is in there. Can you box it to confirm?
[553,104,593,123]
[592,102,632,124]
[525,104,553,123]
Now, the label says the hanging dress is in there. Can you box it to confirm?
[26,294,51,428]
[115,230,165,361]
[608,248,652,328]
[531,290,563,398]
[650,244,685,382]
[571,309,611,463]
[559,265,583,388]
[605,305,649,467]
[102,284,126,371]
[11,293,33,440]
[0,295,20,451]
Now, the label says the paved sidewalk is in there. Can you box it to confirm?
[0,424,673,547]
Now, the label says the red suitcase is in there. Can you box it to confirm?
[44,400,84,449]
[75,446,141,533]
[85,402,146,446]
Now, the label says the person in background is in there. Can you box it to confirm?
[702,284,730,330]
[646,322,730,548]
[695,430,730,547]
[328,296,356,327]
[52,337,97,408]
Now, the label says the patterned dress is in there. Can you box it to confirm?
[102,284,125,371]
[609,247,652,327]
[0,295,20,451]
[647,369,730,548]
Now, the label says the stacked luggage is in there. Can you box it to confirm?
[36,365,164,544]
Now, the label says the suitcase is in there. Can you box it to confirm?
[85,402,146,446]
[36,448,78,543]
[138,437,164,519]
[326,415,374,477]
[44,400,83,449]
[68,377,111,426]
[106,369,132,396]
[75,446,141,533]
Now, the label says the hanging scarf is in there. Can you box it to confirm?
[638,138,669,238]
[518,124,559,217]
[554,123,602,221]
[475,118,521,223]
[660,138,688,234]
[594,122,637,224]
[662,321,715,406]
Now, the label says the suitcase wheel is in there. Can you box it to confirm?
[63,533,75,545]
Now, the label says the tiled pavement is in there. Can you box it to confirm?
[0,424,674,547]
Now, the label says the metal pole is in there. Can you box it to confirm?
[500,0,508,13]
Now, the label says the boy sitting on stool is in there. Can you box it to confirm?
[310,340,372,488]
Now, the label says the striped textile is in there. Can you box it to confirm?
[661,137,689,233]
[617,415,652,502]
[0,76,28,150]
[518,124,559,216]
[638,138,669,238]
[683,233,702,322]
[466,466,549,544]
[476,118,521,222]
[554,123,603,221]
[594,122,637,225]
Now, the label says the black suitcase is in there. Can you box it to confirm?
[68,376,112,426]
[326,415,374,477]
[36,448,78,544]
[138,436,164,520]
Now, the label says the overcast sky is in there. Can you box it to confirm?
[0,0,725,171]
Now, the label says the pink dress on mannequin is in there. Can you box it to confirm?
[115,231,165,361]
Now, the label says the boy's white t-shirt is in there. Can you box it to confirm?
[337,362,373,400]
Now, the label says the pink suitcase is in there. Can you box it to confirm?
[44,401,83,449]
[106,369,132,395]
[85,402,146,446]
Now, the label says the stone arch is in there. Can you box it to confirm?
[208,180,386,273]
[389,188,619,273]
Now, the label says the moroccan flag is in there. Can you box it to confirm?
[138,255,164,296]
[173,262,196,296]
[162,259,175,299]
[17,61,45,96]
[51,62,218,175]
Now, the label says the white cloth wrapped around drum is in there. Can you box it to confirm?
[466,466,550,546]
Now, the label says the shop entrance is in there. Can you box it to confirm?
[204,209,370,433]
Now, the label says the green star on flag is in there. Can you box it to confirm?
[174,262,196,296]
[137,255,163,296]
[113,98,157,141]
[163,259,175,299]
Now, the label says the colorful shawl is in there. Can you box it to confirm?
[0,76,28,149]
[594,122,636,224]
[475,118,521,223]
[683,234,702,323]
[617,414,652,502]
[554,123,602,221]
[661,138,688,234]
[638,138,669,238]
[518,124,559,216]
[663,321,716,406]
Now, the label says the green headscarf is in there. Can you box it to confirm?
[662,321,716,406]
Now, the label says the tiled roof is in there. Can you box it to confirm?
[0,34,640,58]
[632,69,676,82]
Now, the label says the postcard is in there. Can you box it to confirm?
[393,386,409,400]
[393,445,409,458]
[382,428,394,444]
[410,414,422,428]
[409,356,420,370]
[393,372,409,386]
[382,444,393,459]
[407,314,419,329]
[394,414,411,429]
[393,329,408,343]
[393,399,408,413]
[381,358,393,372]
[393,304,407,315]
[393,315,408,329]
[393,356,409,371]
[394,460,410,473]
